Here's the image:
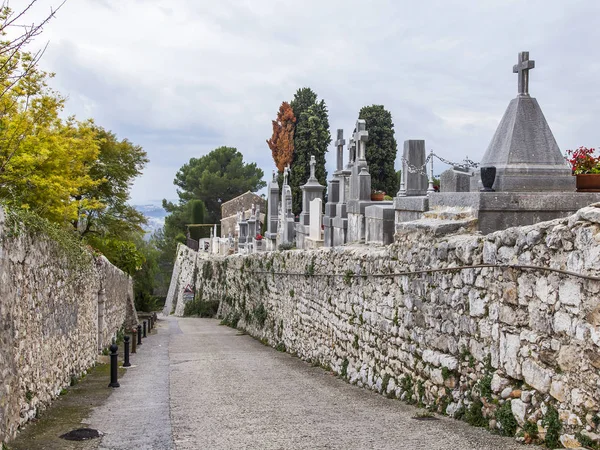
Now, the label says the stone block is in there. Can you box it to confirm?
[365,205,395,245]
[393,196,429,225]
[522,360,552,393]
[440,169,472,192]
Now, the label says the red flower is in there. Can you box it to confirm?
[567,146,600,174]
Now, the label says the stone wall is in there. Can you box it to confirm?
[0,207,137,443]
[166,205,600,444]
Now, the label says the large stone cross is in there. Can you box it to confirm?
[354,119,368,161]
[335,129,345,172]
[309,155,317,180]
[513,51,535,97]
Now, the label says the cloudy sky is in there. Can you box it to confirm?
[27,0,600,205]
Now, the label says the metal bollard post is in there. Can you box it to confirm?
[131,329,137,354]
[123,336,131,367]
[148,316,152,331]
[137,325,142,346]
[108,343,120,388]
[150,316,153,330]
[143,321,147,338]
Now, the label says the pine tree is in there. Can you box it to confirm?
[358,105,398,195]
[289,88,331,215]
[267,102,296,173]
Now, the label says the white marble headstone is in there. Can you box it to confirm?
[309,198,323,240]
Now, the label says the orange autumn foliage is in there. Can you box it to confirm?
[267,102,296,173]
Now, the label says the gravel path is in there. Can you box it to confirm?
[167,317,533,450]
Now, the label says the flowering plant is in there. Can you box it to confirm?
[567,147,600,174]
[371,189,385,195]
[255,233,263,241]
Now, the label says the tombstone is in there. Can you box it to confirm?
[305,198,324,249]
[277,165,296,247]
[323,129,345,247]
[265,170,280,247]
[398,140,428,196]
[440,168,472,192]
[238,210,248,254]
[427,51,600,235]
[346,120,393,243]
[297,155,325,249]
[332,134,354,246]
[393,140,431,228]
[479,51,574,192]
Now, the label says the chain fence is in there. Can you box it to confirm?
[400,151,480,176]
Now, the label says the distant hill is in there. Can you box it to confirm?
[134,204,168,237]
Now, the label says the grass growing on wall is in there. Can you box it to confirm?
[2,205,93,271]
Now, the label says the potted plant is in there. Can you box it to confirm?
[567,146,600,191]
[371,189,385,201]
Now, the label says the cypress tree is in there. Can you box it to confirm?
[358,105,398,195]
[289,88,331,215]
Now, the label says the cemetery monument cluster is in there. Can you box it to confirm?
[194,51,600,255]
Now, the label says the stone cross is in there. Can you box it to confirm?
[354,119,368,162]
[347,137,355,168]
[513,51,535,97]
[335,129,345,172]
[283,165,289,185]
[309,155,317,180]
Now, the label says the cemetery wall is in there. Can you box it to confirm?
[169,205,600,442]
[0,206,137,443]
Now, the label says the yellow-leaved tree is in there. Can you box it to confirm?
[0,51,102,223]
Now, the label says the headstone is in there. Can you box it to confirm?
[277,165,295,247]
[238,210,248,253]
[479,51,574,192]
[346,119,393,243]
[309,198,323,241]
[299,155,325,225]
[393,140,430,229]
[400,140,428,196]
[324,129,345,247]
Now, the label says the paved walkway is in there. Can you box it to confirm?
[91,317,534,450]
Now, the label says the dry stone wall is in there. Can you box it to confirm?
[166,205,600,445]
[0,207,137,443]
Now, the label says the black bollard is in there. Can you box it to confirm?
[108,343,120,388]
[150,316,153,330]
[137,324,142,346]
[123,336,131,367]
[131,329,137,354]
[148,316,152,331]
[143,321,147,338]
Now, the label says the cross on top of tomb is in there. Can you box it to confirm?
[354,119,368,161]
[309,155,317,180]
[513,51,535,97]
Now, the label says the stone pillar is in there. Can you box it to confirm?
[266,170,280,243]
[324,129,344,247]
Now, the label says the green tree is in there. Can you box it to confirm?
[289,88,330,215]
[133,237,160,312]
[75,127,149,237]
[358,105,398,195]
[172,146,265,223]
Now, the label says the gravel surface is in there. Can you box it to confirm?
[168,317,535,450]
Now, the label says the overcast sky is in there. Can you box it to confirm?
[27,0,600,205]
